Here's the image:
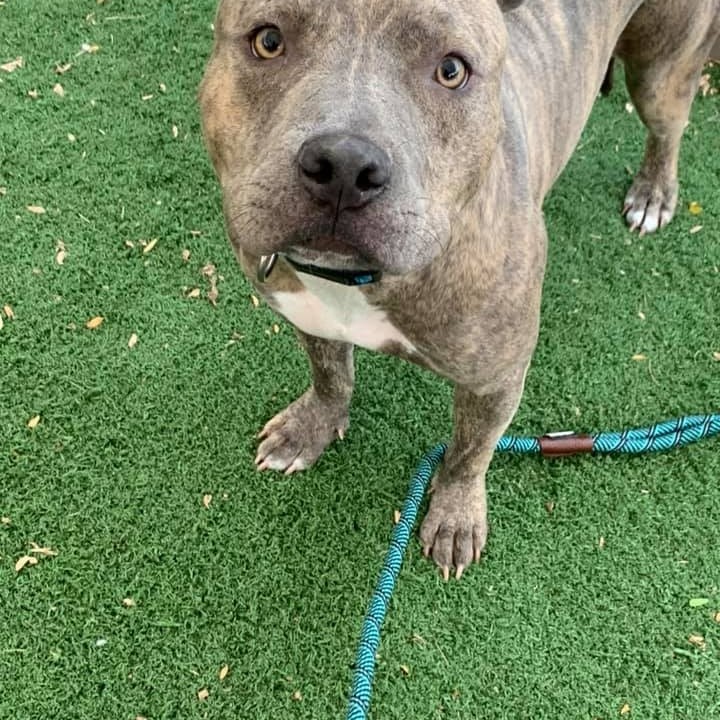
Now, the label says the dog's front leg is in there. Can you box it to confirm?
[255,332,354,474]
[419,367,527,580]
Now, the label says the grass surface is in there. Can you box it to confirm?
[1,2,719,719]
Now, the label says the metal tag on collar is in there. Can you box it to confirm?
[257,254,278,283]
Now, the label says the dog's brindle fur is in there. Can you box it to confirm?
[200,0,720,579]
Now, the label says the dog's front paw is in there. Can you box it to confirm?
[419,482,488,581]
[255,389,349,475]
[623,175,678,235]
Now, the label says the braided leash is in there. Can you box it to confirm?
[346,413,720,720]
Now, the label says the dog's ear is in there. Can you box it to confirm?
[498,0,525,10]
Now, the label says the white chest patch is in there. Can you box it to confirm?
[269,273,416,353]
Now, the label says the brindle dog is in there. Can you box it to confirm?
[200,0,720,580]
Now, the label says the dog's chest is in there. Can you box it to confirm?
[269,274,415,353]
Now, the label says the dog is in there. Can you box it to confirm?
[199,0,720,580]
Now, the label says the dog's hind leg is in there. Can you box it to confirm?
[616,0,720,235]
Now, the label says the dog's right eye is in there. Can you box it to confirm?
[250,26,285,60]
[435,55,470,90]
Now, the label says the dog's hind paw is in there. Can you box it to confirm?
[623,175,678,236]
[255,389,348,475]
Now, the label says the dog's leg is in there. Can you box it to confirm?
[256,333,353,474]
[419,366,527,580]
[619,2,720,235]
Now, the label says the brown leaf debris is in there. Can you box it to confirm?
[142,238,158,255]
[55,240,67,265]
[201,264,220,307]
[77,42,100,56]
[29,542,58,557]
[208,283,219,307]
[1,57,23,73]
[15,555,39,573]
[698,72,717,96]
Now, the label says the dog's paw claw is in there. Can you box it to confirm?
[419,486,487,580]
[623,177,677,235]
[284,457,308,475]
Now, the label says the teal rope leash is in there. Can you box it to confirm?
[497,414,720,456]
[345,413,720,720]
[346,442,447,720]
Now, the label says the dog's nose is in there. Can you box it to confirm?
[297,133,391,210]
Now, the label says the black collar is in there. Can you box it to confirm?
[283,255,382,286]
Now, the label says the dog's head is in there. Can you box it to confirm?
[200,0,523,276]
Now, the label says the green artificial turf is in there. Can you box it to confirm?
[1,2,719,719]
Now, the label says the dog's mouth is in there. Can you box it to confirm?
[289,230,382,280]
[285,237,375,268]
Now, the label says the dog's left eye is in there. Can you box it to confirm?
[251,26,285,60]
[435,55,470,90]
